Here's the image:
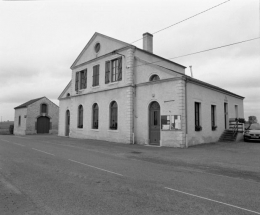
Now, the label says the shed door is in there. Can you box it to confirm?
[37,117,50,134]
[149,101,160,145]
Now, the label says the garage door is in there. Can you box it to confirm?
[37,117,50,134]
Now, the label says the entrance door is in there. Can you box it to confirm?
[149,101,160,145]
[65,110,70,136]
[37,116,50,134]
[224,103,228,129]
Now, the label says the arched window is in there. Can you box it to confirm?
[92,103,99,129]
[110,101,118,130]
[149,74,160,82]
[41,103,48,114]
[78,105,83,128]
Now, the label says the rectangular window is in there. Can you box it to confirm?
[211,105,216,130]
[41,104,47,114]
[80,69,87,89]
[75,69,87,91]
[105,57,122,84]
[93,65,99,87]
[195,102,201,131]
[18,116,21,126]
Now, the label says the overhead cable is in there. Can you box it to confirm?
[132,37,260,68]
[131,0,231,44]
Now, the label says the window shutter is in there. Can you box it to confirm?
[83,69,87,88]
[97,65,99,86]
[75,72,79,91]
[105,61,110,84]
[118,57,122,81]
[92,66,96,86]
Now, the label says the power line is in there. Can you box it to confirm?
[131,0,231,44]
[132,37,260,68]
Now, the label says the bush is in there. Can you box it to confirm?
[9,124,14,134]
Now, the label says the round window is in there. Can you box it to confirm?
[94,43,100,53]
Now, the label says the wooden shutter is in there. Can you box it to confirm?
[75,72,79,91]
[97,65,99,86]
[105,61,110,84]
[92,66,95,86]
[118,57,122,81]
[83,69,87,89]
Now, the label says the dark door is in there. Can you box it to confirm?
[149,101,160,145]
[224,103,228,129]
[65,110,70,136]
[37,116,50,134]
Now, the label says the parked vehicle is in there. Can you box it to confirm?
[244,123,260,142]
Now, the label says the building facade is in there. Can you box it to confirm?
[14,97,59,135]
[58,32,244,147]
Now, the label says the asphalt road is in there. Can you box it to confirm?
[0,135,259,215]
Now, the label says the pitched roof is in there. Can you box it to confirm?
[14,97,45,110]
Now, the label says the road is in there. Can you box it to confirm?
[0,135,259,215]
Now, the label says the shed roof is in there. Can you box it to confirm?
[14,97,45,110]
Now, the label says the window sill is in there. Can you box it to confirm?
[92,86,100,89]
[108,129,118,132]
[107,81,119,86]
[161,129,182,131]
[91,129,99,132]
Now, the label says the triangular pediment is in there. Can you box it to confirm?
[58,81,71,100]
[71,32,130,69]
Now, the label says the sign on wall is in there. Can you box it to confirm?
[161,115,181,130]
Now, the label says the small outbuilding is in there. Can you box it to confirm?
[14,97,59,135]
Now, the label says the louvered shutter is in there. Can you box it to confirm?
[92,66,96,86]
[83,69,87,88]
[105,61,110,84]
[118,57,122,81]
[97,65,99,86]
[75,72,79,91]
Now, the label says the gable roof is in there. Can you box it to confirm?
[70,32,130,69]
[70,32,186,70]
[14,97,45,110]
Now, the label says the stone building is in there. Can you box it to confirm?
[58,32,244,147]
[14,97,59,135]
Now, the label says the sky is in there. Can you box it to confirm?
[0,0,259,122]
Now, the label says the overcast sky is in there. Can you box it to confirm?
[0,0,259,122]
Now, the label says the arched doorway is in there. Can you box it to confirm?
[149,101,160,145]
[37,116,50,134]
[65,110,70,136]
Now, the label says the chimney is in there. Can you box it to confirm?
[189,66,193,78]
[143,32,153,53]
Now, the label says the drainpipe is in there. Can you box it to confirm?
[132,48,136,144]
[185,77,188,148]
